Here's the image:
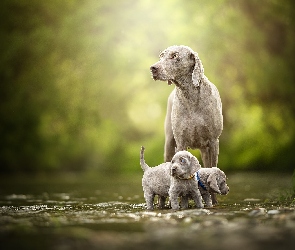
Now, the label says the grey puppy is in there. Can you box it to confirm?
[169,151,203,210]
[140,146,202,210]
[196,167,229,207]
[140,146,170,210]
[150,45,223,171]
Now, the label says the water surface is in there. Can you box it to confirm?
[0,172,294,250]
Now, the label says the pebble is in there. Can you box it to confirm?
[248,208,266,217]
[268,210,280,215]
[244,198,261,202]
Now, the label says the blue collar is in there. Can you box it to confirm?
[196,171,207,190]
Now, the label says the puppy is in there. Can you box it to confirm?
[140,146,170,210]
[169,151,203,210]
[196,167,229,207]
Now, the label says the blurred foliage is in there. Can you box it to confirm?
[0,0,295,173]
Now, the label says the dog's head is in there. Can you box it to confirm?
[150,45,204,87]
[170,151,201,179]
[207,167,229,195]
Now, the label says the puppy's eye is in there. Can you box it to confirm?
[180,157,186,164]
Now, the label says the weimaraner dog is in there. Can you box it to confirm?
[150,45,223,204]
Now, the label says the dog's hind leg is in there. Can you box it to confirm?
[210,139,219,168]
[144,192,155,210]
[200,140,219,168]
[200,144,210,169]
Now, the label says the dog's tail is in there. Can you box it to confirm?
[140,146,149,172]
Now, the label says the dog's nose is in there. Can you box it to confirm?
[171,166,177,174]
[150,65,158,73]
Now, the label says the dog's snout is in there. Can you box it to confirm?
[150,64,160,81]
[150,65,158,73]
[171,166,177,174]
[221,185,230,195]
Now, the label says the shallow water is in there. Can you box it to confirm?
[0,172,294,250]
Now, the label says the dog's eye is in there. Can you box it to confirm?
[180,157,186,164]
[170,53,178,59]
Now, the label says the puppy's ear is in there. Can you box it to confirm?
[191,52,204,87]
[190,155,201,173]
[207,173,221,194]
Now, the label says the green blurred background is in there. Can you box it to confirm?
[1,0,294,174]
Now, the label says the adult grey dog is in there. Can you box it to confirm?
[150,45,223,171]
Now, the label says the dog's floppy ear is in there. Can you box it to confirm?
[190,155,201,173]
[207,173,221,194]
[191,52,204,87]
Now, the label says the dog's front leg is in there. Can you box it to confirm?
[211,192,218,205]
[201,191,213,207]
[164,91,177,162]
[169,190,180,210]
[180,195,189,209]
[191,189,204,209]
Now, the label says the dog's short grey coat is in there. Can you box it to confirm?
[150,45,223,171]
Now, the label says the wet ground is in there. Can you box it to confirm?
[0,171,294,250]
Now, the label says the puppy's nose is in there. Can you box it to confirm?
[171,166,177,174]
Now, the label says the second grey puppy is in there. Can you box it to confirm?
[169,151,203,210]
[196,167,229,207]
